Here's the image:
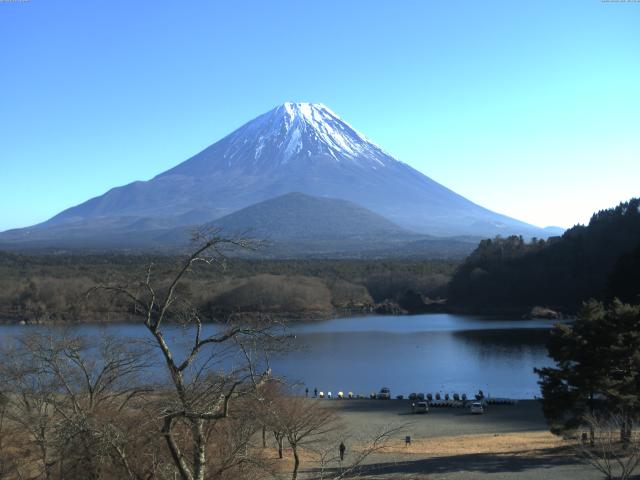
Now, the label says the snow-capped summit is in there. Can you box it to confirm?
[271,102,389,164]
[174,102,396,172]
[4,102,555,245]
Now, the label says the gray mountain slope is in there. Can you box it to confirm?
[0,193,479,258]
[159,192,479,259]
[204,192,412,240]
[1,102,555,248]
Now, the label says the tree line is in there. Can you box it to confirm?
[447,198,640,313]
[0,254,455,323]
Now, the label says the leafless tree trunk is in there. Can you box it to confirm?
[291,444,301,480]
[1,233,284,480]
[0,336,61,479]
[92,231,275,480]
[575,413,640,480]
[0,330,152,480]
[274,431,285,459]
[0,397,18,480]
[260,392,339,480]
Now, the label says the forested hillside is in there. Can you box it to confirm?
[0,253,454,323]
[448,198,640,313]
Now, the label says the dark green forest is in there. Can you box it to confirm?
[536,299,640,435]
[448,198,640,313]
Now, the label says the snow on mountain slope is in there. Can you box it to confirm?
[264,102,389,165]
[3,102,553,243]
[161,102,397,176]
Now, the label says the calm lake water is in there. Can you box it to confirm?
[0,314,557,399]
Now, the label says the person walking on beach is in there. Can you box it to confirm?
[305,387,309,397]
[339,441,346,461]
[314,387,318,398]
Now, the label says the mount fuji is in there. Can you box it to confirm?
[0,102,558,253]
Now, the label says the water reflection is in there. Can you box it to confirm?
[272,325,552,399]
[0,315,555,399]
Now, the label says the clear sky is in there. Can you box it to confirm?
[1,0,639,231]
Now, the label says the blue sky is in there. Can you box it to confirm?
[1,0,639,231]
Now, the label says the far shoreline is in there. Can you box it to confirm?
[0,307,566,327]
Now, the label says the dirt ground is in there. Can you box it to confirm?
[294,399,610,480]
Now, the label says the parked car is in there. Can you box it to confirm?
[377,387,391,400]
[470,402,484,414]
[415,401,429,414]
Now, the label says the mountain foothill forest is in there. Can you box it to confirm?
[0,254,455,323]
[1,198,638,325]
[448,197,640,313]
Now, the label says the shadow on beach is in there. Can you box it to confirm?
[307,446,597,480]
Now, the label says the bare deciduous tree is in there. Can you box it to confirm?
[313,424,405,480]
[93,232,276,480]
[0,393,20,480]
[575,413,640,480]
[0,340,58,480]
[262,393,340,480]
[0,330,152,480]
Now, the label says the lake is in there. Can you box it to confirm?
[276,314,555,399]
[0,314,557,399]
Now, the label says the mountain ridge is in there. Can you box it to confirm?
[201,192,412,240]
[1,102,558,252]
[165,192,479,259]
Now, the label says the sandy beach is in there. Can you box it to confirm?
[295,399,603,480]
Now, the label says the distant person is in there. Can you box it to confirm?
[314,387,318,398]
[339,441,346,461]
[305,388,309,397]
[411,402,416,413]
